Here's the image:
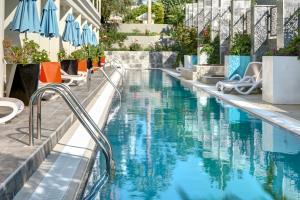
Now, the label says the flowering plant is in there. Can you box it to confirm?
[3,39,49,64]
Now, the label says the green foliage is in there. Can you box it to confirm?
[101,0,133,23]
[152,0,165,24]
[129,42,142,51]
[164,5,185,26]
[124,2,165,24]
[149,42,173,51]
[57,49,66,62]
[57,49,77,61]
[200,36,220,64]
[32,50,50,63]
[229,34,251,55]
[99,23,127,49]
[161,0,192,25]
[3,38,49,64]
[120,32,159,36]
[170,25,197,64]
[265,34,300,58]
[84,45,100,59]
[71,48,88,60]
[124,5,147,23]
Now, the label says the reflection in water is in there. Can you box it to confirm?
[84,70,300,200]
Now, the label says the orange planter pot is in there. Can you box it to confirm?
[100,57,105,67]
[77,59,87,72]
[40,62,62,83]
[92,59,98,67]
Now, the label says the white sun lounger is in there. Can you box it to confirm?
[60,69,87,86]
[216,62,262,95]
[0,97,24,124]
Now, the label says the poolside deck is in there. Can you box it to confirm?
[0,69,116,199]
[163,69,300,136]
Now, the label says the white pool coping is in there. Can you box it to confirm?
[162,68,300,136]
[14,71,122,200]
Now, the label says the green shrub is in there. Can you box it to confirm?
[32,50,50,63]
[124,2,165,24]
[152,0,165,24]
[124,5,147,23]
[71,48,88,60]
[265,34,300,58]
[170,25,197,64]
[99,23,127,49]
[129,43,142,51]
[200,36,220,64]
[229,34,251,55]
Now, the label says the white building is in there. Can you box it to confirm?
[0,0,101,97]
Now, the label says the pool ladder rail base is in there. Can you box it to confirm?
[29,83,115,176]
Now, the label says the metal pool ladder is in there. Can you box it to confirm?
[29,84,115,175]
[100,68,122,105]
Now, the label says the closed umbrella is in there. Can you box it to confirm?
[88,29,93,45]
[40,0,59,38]
[73,22,82,47]
[91,32,98,46]
[11,0,40,33]
[62,14,75,43]
[81,24,91,46]
[40,0,59,57]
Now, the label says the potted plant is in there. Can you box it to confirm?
[87,45,99,71]
[225,33,251,79]
[58,49,78,75]
[71,48,88,72]
[3,39,49,105]
[262,34,300,104]
[197,26,211,65]
[100,49,106,68]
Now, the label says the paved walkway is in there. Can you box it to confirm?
[163,69,300,136]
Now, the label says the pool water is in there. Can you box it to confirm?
[84,70,300,200]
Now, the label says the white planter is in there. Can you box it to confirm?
[197,47,208,65]
[263,56,300,104]
[184,55,197,69]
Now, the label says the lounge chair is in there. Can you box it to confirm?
[216,62,262,95]
[60,69,86,86]
[0,97,24,124]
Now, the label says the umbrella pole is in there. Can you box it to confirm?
[49,38,51,59]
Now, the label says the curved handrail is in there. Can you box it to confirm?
[36,84,113,159]
[100,68,122,106]
[105,61,124,85]
[29,85,115,175]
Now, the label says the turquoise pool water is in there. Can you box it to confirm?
[84,70,300,200]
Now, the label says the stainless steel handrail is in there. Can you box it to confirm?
[106,61,124,85]
[35,84,113,159]
[100,68,122,105]
[29,85,115,175]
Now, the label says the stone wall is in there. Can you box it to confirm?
[105,51,178,69]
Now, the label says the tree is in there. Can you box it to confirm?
[152,1,165,24]
[101,0,133,23]
[160,0,193,25]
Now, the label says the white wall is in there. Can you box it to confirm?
[3,0,101,61]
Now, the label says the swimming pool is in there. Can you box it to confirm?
[84,69,300,200]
